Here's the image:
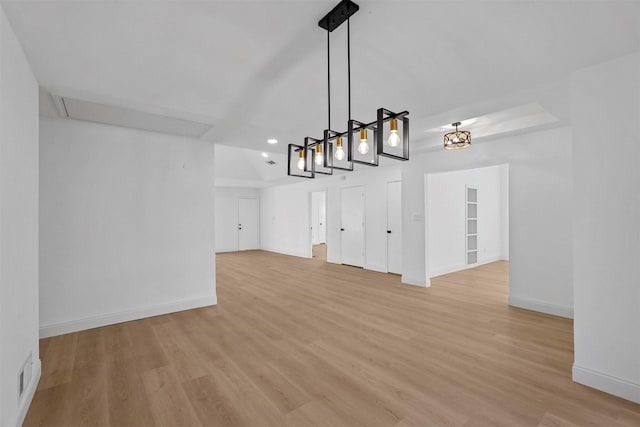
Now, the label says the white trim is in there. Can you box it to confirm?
[215,247,239,253]
[39,295,217,338]
[430,256,505,277]
[508,295,573,319]
[260,247,312,259]
[365,263,387,273]
[572,364,640,403]
[15,359,41,427]
[401,275,430,288]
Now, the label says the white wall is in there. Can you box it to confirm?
[404,126,574,317]
[260,165,401,271]
[427,164,508,277]
[39,117,216,338]
[215,187,259,252]
[0,6,40,427]
[571,52,640,403]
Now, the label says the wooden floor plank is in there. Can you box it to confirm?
[37,332,77,391]
[141,365,202,427]
[23,252,639,426]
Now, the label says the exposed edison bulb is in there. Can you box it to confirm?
[388,118,400,147]
[296,151,305,170]
[334,137,345,160]
[314,145,324,166]
[358,128,369,154]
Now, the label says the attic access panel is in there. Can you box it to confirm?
[53,95,212,138]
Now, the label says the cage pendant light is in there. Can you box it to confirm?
[288,0,410,178]
[444,122,471,150]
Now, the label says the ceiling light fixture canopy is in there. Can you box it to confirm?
[288,0,410,178]
[444,122,471,150]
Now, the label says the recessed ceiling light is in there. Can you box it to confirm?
[267,138,278,144]
[261,152,269,158]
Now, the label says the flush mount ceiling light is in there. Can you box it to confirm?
[261,152,269,158]
[267,139,278,144]
[444,122,471,150]
[288,0,409,178]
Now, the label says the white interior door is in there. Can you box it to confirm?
[387,181,402,274]
[311,193,319,244]
[341,186,364,267]
[318,196,326,244]
[311,192,326,245]
[238,198,259,250]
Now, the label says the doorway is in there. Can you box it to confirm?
[425,164,509,278]
[238,198,259,251]
[310,191,327,261]
[340,186,365,267]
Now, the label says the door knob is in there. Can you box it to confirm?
[340,228,345,231]
[387,230,392,234]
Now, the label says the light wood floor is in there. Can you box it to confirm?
[25,251,639,426]
[312,244,326,261]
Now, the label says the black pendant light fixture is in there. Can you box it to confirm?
[377,108,409,160]
[444,122,471,150]
[288,0,410,178]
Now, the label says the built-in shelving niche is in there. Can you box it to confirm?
[466,186,478,265]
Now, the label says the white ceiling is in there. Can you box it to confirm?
[3,0,639,185]
[214,144,288,188]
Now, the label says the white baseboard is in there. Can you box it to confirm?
[15,359,41,427]
[573,364,640,403]
[260,247,311,259]
[430,256,505,278]
[365,263,387,273]
[508,296,573,319]
[401,275,430,288]
[40,295,217,338]
[215,247,238,253]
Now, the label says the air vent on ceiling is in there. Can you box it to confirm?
[265,160,277,165]
[51,94,213,138]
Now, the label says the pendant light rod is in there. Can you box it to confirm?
[347,16,351,121]
[327,29,331,130]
